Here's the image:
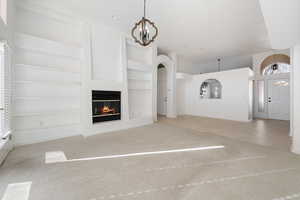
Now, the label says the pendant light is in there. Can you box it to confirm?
[131,0,158,46]
[217,58,221,72]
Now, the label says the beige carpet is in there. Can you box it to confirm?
[0,118,299,200]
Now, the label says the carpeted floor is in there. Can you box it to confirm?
[0,117,298,200]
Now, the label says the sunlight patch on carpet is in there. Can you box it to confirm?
[45,151,67,164]
[1,182,32,200]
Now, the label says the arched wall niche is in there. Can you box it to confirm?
[200,79,222,99]
[260,54,291,75]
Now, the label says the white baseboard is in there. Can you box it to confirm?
[167,114,177,118]
[0,138,13,165]
[291,144,300,155]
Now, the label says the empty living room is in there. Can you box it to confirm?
[1,0,300,199]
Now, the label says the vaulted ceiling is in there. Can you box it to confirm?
[30,0,272,63]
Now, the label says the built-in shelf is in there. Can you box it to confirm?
[16,47,81,61]
[13,109,80,117]
[14,31,82,49]
[92,100,120,103]
[13,96,80,101]
[127,71,152,81]
[126,40,151,52]
[93,113,121,118]
[125,37,154,121]
[128,79,152,91]
[128,88,152,91]
[128,77,152,81]
[15,63,80,74]
[14,80,81,86]
[127,60,152,72]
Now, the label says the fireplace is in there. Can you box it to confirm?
[92,91,121,123]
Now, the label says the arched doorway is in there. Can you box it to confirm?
[153,55,176,121]
[157,64,167,116]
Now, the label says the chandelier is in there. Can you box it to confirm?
[131,0,158,46]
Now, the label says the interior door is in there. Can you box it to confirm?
[157,67,167,115]
[267,79,290,120]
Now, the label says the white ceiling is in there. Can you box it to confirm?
[31,0,271,63]
[259,0,300,49]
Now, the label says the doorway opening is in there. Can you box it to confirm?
[154,55,176,121]
[157,64,167,117]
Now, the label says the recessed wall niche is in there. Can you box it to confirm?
[200,79,222,99]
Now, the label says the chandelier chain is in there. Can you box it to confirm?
[144,0,146,18]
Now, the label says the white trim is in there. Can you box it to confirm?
[0,137,12,165]
[291,145,300,155]
[290,48,294,137]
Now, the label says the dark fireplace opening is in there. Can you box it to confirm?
[92,91,121,123]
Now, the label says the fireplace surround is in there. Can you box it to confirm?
[92,91,121,123]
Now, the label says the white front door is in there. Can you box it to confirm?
[157,67,167,115]
[267,79,290,120]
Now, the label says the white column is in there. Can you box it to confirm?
[291,45,300,154]
[168,53,178,118]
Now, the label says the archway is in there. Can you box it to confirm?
[157,64,167,116]
[153,55,176,121]
[260,54,291,75]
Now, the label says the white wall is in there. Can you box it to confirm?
[176,78,188,115]
[178,68,253,122]
[91,23,122,82]
[199,55,253,74]
[177,55,252,74]
[177,57,201,74]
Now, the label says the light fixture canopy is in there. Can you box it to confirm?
[131,0,158,46]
